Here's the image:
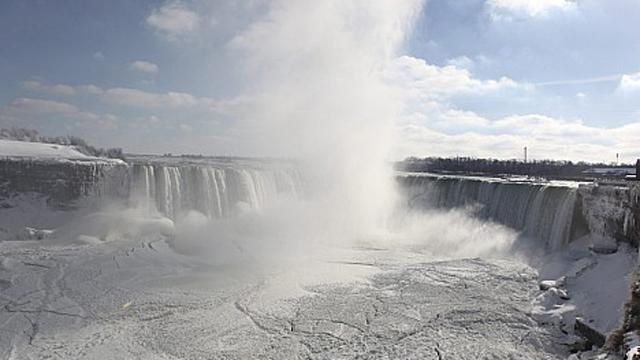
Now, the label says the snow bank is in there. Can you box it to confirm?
[532,237,636,354]
[0,139,90,159]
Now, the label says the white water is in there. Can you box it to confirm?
[115,161,585,254]
[128,162,300,220]
[400,174,581,250]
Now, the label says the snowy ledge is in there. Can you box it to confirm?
[0,139,125,165]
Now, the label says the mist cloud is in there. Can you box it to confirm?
[225,0,424,241]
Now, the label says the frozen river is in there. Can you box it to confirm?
[0,237,567,359]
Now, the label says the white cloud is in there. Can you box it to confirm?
[5,97,78,114]
[438,108,491,128]
[22,80,77,96]
[129,60,159,74]
[386,56,522,101]
[77,84,104,95]
[384,53,638,163]
[536,74,623,87]
[17,80,211,110]
[146,1,200,40]
[147,115,160,124]
[618,72,640,92]
[387,53,630,161]
[487,0,576,19]
[22,80,109,97]
[446,56,474,69]
[178,123,193,132]
[93,51,105,61]
[102,88,199,108]
[395,108,639,163]
[0,98,119,129]
[492,114,601,140]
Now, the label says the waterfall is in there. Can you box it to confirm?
[128,161,300,220]
[399,174,580,250]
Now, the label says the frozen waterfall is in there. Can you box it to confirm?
[128,160,300,220]
[399,174,582,250]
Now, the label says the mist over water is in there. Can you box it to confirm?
[159,0,518,260]
[225,0,425,245]
[58,0,517,262]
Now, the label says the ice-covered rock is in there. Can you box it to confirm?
[532,285,576,333]
[0,157,128,208]
[578,184,637,247]
[590,236,619,254]
[539,277,566,290]
[625,332,640,360]
[14,227,53,240]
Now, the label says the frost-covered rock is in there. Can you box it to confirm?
[578,184,636,247]
[540,277,565,290]
[625,332,640,360]
[0,158,128,208]
[532,284,576,333]
[590,236,619,254]
[14,227,53,240]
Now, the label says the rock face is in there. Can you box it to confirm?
[0,157,301,219]
[577,184,640,247]
[575,318,606,347]
[630,184,640,247]
[0,158,128,208]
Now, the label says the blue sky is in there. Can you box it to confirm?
[1,0,639,162]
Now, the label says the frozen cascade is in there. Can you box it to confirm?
[400,175,580,250]
[129,163,300,219]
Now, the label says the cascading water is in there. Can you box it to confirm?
[399,174,581,250]
[128,160,300,220]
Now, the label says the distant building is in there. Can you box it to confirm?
[631,159,640,181]
[583,167,636,178]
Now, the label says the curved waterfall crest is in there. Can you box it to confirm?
[400,174,580,250]
[129,161,300,220]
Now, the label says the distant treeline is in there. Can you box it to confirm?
[0,128,125,160]
[396,156,634,179]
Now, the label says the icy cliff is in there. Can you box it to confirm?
[398,173,640,251]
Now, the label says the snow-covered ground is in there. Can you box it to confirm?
[527,236,637,359]
[532,237,636,335]
[0,155,637,358]
[0,195,637,358]
[0,234,568,359]
[0,140,90,159]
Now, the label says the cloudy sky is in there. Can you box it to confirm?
[0,0,639,162]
